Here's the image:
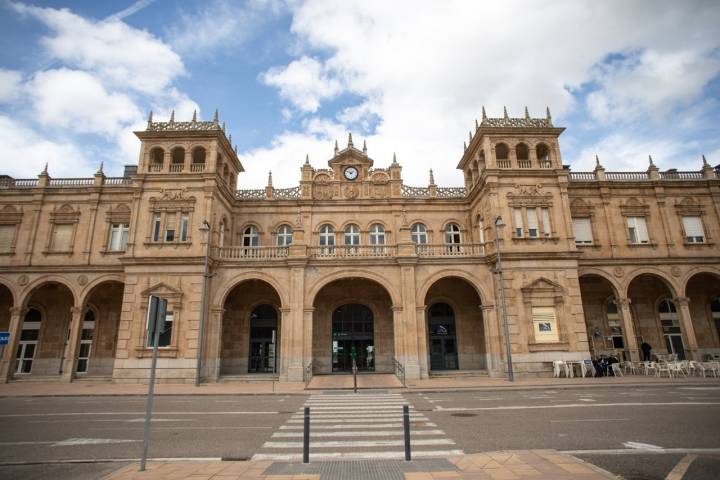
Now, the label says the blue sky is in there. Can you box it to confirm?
[1,0,719,187]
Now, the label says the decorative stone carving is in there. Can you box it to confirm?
[671,266,682,277]
[343,185,359,199]
[17,274,28,286]
[613,267,624,278]
[77,275,88,286]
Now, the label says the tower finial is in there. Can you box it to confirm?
[503,106,508,119]
[213,109,219,123]
[192,110,197,123]
[482,105,487,121]
[267,170,273,187]
[334,140,339,155]
[595,154,602,169]
[228,134,232,144]
[96,161,104,175]
[648,154,655,167]
[362,140,367,155]
[348,132,353,147]
[147,110,153,124]
[169,110,175,123]
[524,106,530,119]
[392,152,398,165]
[234,145,237,154]
[305,154,310,165]
[222,122,226,132]
[702,154,709,167]
[464,141,467,152]
[41,162,48,175]
[429,169,435,186]
[546,106,552,123]
[469,131,472,143]
[475,118,479,130]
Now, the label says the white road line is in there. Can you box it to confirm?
[53,438,140,447]
[0,411,280,418]
[579,398,596,402]
[435,402,720,412]
[271,430,445,438]
[665,454,698,480]
[251,450,464,461]
[474,397,501,401]
[623,441,663,450]
[563,448,720,455]
[287,417,426,423]
[550,418,630,423]
[263,438,456,448]
[301,406,413,411]
[279,422,437,429]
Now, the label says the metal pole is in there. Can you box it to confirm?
[352,357,357,393]
[495,221,514,382]
[403,405,411,461]
[140,301,163,471]
[195,223,211,387]
[302,406,310,464]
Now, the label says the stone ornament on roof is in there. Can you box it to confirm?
[145,109,222,132]
[479,106,553,128]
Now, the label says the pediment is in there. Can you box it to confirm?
[521,277,564,294]
[328,147,374,168]
[141,282,183,300]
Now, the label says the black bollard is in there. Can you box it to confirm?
[303,406,310,463]
[403,404,411,461]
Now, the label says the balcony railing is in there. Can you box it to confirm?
[416,243,485,256]
[659,171,703,180]
[517,159,532,168]
[190,163,206,172]
[310,245,397,259]
[169,164,184,173]
[497,159,511,168]
[605,171,649,181]
[0,178,38,188]
[105,177,133,185]
[148,163,163,172]
[48,178,94,186]
[216,245,289,260]
[568,172,595,181]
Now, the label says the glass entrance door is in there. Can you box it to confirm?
[664,334,686,360]
[248,305,277,373]
[428,303,459,370]
[332,304,374,372]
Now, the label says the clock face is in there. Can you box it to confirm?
[344,166,359,180]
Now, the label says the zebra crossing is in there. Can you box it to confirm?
[251,393,462,461]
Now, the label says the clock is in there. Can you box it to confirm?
[344,166,359,180]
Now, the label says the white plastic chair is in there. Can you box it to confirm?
[669,362,686,377]
[656,362,673,378]
[611,363,624,377]
[642,361,656,376]
[553,360,566,378]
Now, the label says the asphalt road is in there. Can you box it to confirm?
[0,384,718,479]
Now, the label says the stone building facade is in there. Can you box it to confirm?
[0,109,718,384]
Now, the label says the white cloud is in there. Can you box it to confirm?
[246,0,720,187]
[0,115,93,178]
[0,69,22,103]
[261,56,344,112]
[28,69,142,135]
[11,1,185,95]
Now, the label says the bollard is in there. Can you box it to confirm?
[352,358,358,393]
[303,406,310,463]
[403,404,411,461]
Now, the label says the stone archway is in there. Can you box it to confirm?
[423,276,485,372]
[78,281,124,378]
[685,272,720,358]
[579,274,628,359]
[311,277,395,374]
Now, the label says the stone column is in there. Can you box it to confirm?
[481,304,500,371]
[415,306,429,378]
[674,296,699,360]
[399,262,421,380]
[278,307,291,380]
[616,298,639,361]
[0,307,23,382]
[206,306,225,382]
[61,306,83,382]
[284,266,306,382]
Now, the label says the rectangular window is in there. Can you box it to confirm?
[165,213,176,242]
[108,223,129,251]
[51,224,73,251]
[532,306,559,343]
[527,208,538,238]
[541,208,551,237]
[147,311,173,347]
[627,217,649,244]
[514,208,523,237]
[151,214,161,242]
[0,224,15,252]
[572,218,593,245]
[682,216,705,243]
[179,214,189,242]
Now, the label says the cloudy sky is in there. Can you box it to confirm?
[1,0,719,187]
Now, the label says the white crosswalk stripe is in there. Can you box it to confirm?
[252,393,462,461]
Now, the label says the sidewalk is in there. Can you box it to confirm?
[104,450,617,479]
[0,375,717,397]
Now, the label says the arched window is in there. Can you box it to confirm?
[171,147,185,171]
[343,224,360,255]
[249,304,278,373]
[319,224,335,254]
[77,308,96,374]
[606,299,624,349]
[277,224,293,246]
[192,147,206,171]
[17,308,41,374]
[369,224,385,245]
[495,143,509,160]
[411,223,428,244]
[428,303,458,370]
[444,222,462,249]
[516,143,529,160]
[242,226,259,247]
[536,143,551,167]
[658,298,685,360]
[149,147,164,172]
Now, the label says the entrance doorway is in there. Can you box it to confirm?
[428,303,458,370]
[15,308,41,374]
[248,305,277,373]
[332,304,374,372]
[659,298,685,360]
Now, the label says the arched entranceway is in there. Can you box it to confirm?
[685,272,720,358]
[579,274,628,359]
[221,280,282,376]
[79,281,124,378]
[627,274,683,360]
[423,277,485,372]
[0,282,12,334]
[18,282,74,377]
[312,278,394,374]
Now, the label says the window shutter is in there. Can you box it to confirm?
[0,225,15,252]
[682,216,704,240]
[637,217,649,242]
[52,224,73,251]
[514,208,523,236]
[527,208,538,230]
[572,218,593,244]
[541,208,551,236]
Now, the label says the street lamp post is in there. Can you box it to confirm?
[494,216,514,382]
[195,220,211,387]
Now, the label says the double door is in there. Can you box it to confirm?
[664,334,686,360]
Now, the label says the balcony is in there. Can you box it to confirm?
[416,243,485,257]
[309,245,397,259]
[216,246,289,260]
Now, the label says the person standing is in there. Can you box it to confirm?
[640,341,652,361]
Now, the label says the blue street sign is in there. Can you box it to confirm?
[0,332,9,345]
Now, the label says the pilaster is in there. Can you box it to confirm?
[61,306,84,381]
[674,296,699,360]
[616,298,639,361]
[0,307,23,382]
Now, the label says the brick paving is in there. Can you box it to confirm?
[103,450,617,479]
